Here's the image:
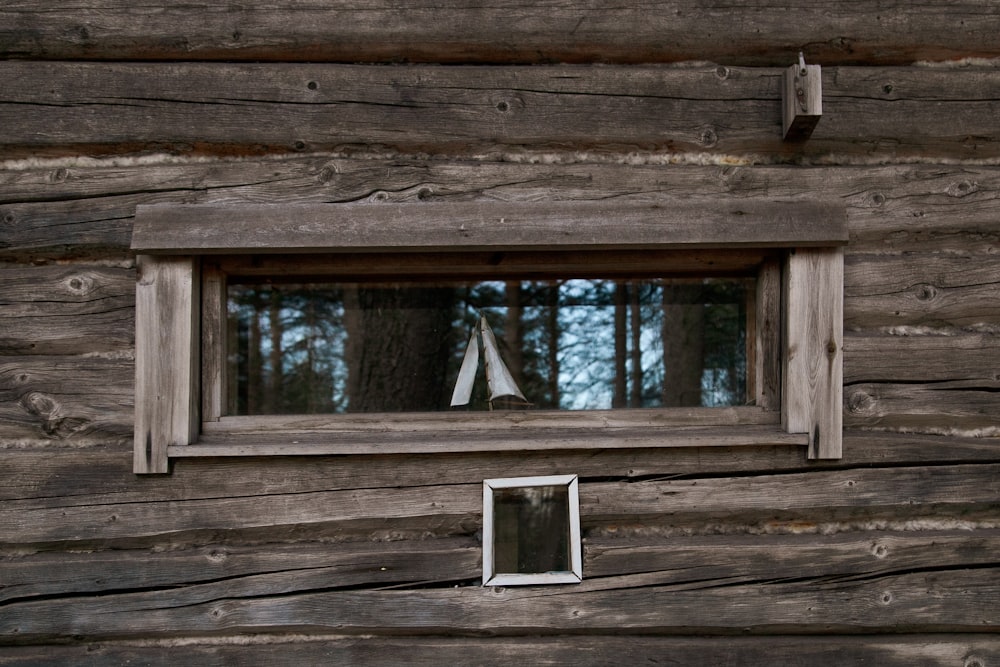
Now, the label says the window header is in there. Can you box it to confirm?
[131,200,847,255]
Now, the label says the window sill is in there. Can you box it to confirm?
[169,408,807,458]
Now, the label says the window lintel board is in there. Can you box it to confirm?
[131,200,846,473]
[131,200,847,254]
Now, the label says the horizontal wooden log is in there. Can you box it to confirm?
[1,1,998,65]
[845,254,1000,329]
[3,462,997,545]
[0,265,134,355]
[845,383,1000,433]
[2,337,997,449]
[2,256,994,364]
[0,537,481,604]
[5,432,997,505]
[0,356,132,444]
[2,636,998,667]
[4,528,997,607]
[845,334,1000,385]
[2,160,998,260]
[1,63,999,159]
[2,566,997,639]
[8,353,997,448]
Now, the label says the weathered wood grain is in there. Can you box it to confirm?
[753,258,782,411]
[2,566,997,640]
[1,63,999,159]
[0,265,134,355]
[783,248,843,458]
[3,463,997,546]
[133,256,199,473]
[131,200,847,254]
[5,432,997,505]
[2,636,998,667]
[1,1,998,65]
[845,333,1000,385]
[3,160,998,260]
[186,424,805,458]
[0,356,132,444]
[3,328,995,449]
[0,537,481,604]
[845,253,1000,329]
[4,529,997,606]
[846,383,1000,433]
[0,155,1000,258]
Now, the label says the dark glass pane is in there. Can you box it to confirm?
[227,277,749,414]
[492,485,571,574]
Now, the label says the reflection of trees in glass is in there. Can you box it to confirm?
[231,285,344,415]
[493,485,570,574]
[229,278,748,415]
[343,285,455,412]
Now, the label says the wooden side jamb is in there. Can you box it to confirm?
[201,261,227,423]
[754,257,782,411]
[782,248,843,459]
[134,255,200,474]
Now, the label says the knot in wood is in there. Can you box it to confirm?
[66,274,92,294]
[491,93,523,114]
[318,165,338,184]
[699,127,718,148]
[947,180,978,198]
[207,549,228,563]
[915,283,937,301]
[846,387,876,415]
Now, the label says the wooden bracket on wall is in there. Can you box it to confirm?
[783,53,822,141]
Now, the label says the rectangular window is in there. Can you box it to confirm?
[226,276,752,416]
[131,200,846,473]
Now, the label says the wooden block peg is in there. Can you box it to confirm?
[783,54,822,141]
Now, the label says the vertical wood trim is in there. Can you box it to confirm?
[201,261,226,422]
[133,255,200,474]
[783,248,843,459]
[754,258,782,411]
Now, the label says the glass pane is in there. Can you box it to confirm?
[227,277,749,414]
[492,485,571,574]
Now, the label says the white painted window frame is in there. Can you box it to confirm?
[482,474,582,586]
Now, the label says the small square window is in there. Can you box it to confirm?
[482,474,582,586]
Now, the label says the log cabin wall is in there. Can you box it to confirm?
[1,3,999,664]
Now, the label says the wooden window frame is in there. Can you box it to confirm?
[482,474,582,586]
[132,200,846,474]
